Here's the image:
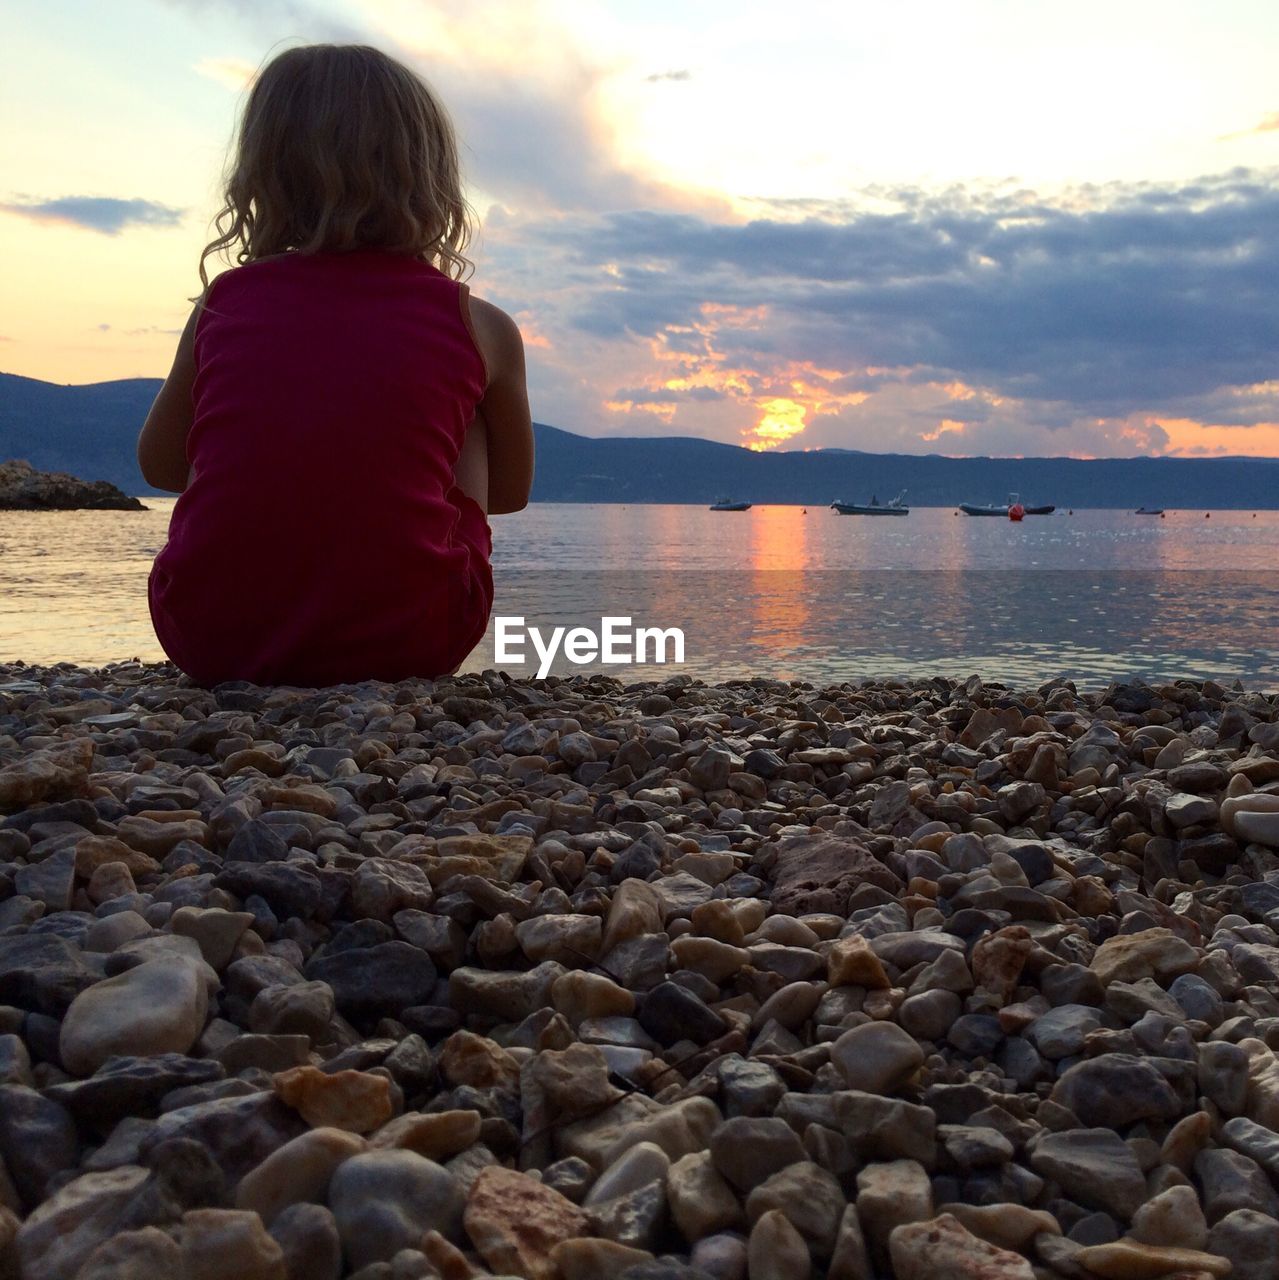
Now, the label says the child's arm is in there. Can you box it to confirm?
[466,296,534,514]
[137,302,200,493]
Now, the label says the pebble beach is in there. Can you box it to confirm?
[2,663,1279,1280]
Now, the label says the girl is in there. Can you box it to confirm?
[139,44,534,687]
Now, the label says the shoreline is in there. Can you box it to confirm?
[1,664,1278,1277]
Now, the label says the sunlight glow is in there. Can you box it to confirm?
[745,397,807,450]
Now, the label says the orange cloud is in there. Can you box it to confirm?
[1218,111,1279,142]
[605,398,676,421]
[623,310,883,448]
[193,56,258,92]
[1154,416,1279,457]
[921,418,967,443]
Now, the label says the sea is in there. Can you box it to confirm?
[2,500,1278,690]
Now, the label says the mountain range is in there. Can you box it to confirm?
[3,370,1277,508]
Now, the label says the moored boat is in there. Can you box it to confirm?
[831,489,909,516]
[960,493,1055,516]
[1134,507,1165,515]
[709,497,751,511]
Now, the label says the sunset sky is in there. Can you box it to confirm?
[3,0,1279,458]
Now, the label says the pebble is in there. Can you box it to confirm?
[59,958,209,1075]
[1,666,1278,1279]
[268,1202,343,1280]
[667,1151,744,1241]
[1071,1240,1232,1277]
[463,1165,590,1280]
[178,1207,288,1279]
[235,1126,367,1224]
[272,1066,393,1134]
[15,1165,150,1280]
[888,1213,1035,1278]
[830,1021,924,1093]
[747,1209,810,1280]
[709,1117,806,1193]
[327,1150,463,1268]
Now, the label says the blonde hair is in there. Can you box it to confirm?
[195,43,473,299]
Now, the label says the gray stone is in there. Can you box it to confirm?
[1170,973,1225,1025]
[0,1084,79,1206]
[1049,1054,1183,1129]
[745,1161,846,1259]
[1222,1116,1279,1179]
[898,989,961,1041]
[304,942,436,1028]
[269,1203,343,1280]
[328,1150,464,1269]
[1028,1129,1147,1219]
[14,846,77,910]
[709,1117,807,1193]
[1024,1005,1102,1059]
[15,1165,150,1280]
[1195,1146,1279,1222]
[45,1053,225,1125]
[831,1021,924,1093]
[719,1056,787,1118]
[1207,1208,1279,1280]
[1200,1041,1250,1115]
[60,958,209,1076]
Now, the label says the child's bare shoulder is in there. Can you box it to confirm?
[463,294,525,385]
[466,295,523,349]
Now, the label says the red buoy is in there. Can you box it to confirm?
[1009,501,1025,522]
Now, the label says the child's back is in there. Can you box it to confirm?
[137,44,533,687]
[149,247,491,686]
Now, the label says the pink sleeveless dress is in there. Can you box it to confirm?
[148,248,491,687]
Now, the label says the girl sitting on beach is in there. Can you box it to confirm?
[139,43,533,687]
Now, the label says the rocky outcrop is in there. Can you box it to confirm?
[0,459,145,510]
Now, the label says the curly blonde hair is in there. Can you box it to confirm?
[196,43,473,298]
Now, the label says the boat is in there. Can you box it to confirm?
[830,489,909,516]
[959,492,1055,516]
[1134,507,1165,515]
[709,497,751,511]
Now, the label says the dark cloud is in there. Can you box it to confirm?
[1,196,184,235]
[613,384,726,404]
[493,170,1279,419]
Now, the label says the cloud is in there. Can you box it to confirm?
[0,196,185,235]
[477,168,1279,455]
[1219,111,1279,142]
[157,0,364,42]
[138,1,1279,459]
[162,0,720,217]
[193,55,259,91]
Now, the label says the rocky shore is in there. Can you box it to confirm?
[2,664,1279,1279]
[0,460,145,511]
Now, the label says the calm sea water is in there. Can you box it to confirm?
[2,500,1277,688]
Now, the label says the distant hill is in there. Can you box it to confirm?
[3,370,1278,508]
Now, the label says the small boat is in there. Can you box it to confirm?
[959,492,1055,517]
[1134,507,1164,515]
[831,489,909,516]
[709,497,751,511]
